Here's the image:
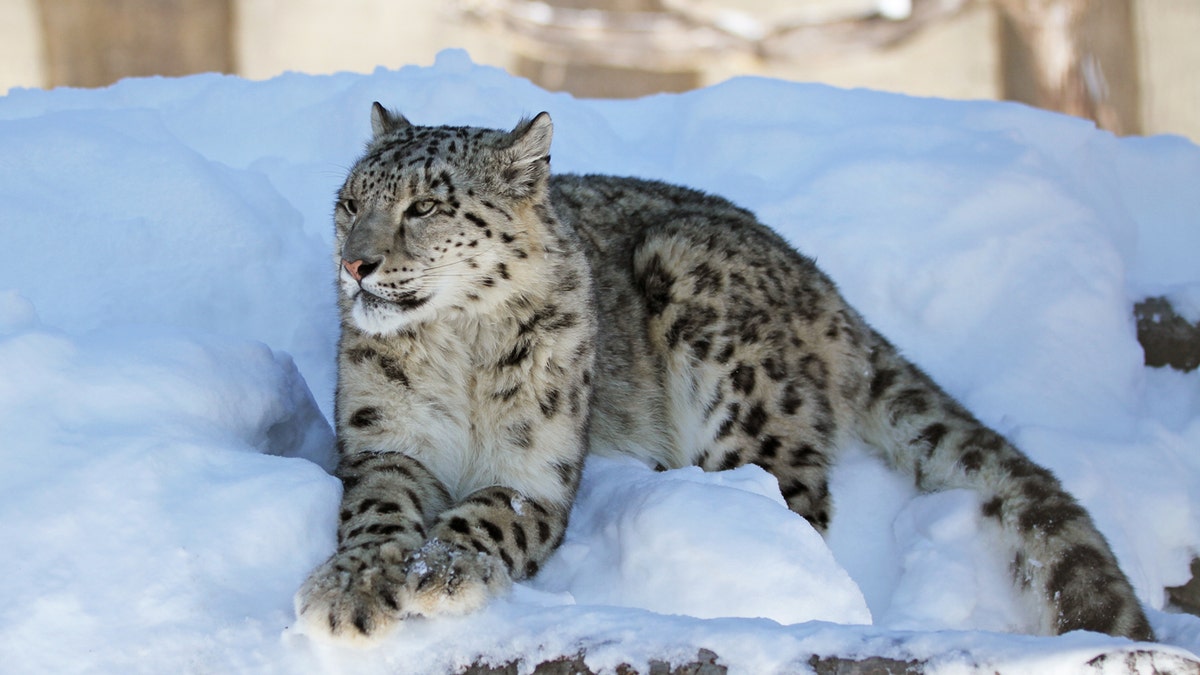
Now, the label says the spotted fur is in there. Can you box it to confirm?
[295,105,1153,644]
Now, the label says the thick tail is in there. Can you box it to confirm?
[854,331,1153,641]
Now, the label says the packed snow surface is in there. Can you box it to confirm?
[1,50,1199,673]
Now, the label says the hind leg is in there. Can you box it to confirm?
[695,387,837,531]
[679,338,843,531]
[632,226,855,531]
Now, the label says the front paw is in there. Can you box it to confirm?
[294,541,410,645]
[403,539,512,617]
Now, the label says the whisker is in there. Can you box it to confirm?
[362,241,506,293]
[420,273,483,281]
[424,244,500,272]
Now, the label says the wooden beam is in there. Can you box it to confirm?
[996,0,1141,134]
[36,0,234,88]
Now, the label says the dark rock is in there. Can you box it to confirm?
[1168,558,1200,617]
[1135,296,1200,372]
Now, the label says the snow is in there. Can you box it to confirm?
[533,456,872,626]
[1,48,1199,672]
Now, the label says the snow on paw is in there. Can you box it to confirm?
[403,539,511,617]
[293,541,410,645]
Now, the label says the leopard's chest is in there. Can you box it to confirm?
[338,319,558,499]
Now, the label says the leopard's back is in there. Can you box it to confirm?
[550,174,871,526]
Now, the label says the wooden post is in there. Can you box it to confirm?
[36,0,234,88]
[996,0,1141,135]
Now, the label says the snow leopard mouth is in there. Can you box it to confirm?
[358,288,430,312]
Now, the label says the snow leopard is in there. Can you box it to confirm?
[294,104,1154,644]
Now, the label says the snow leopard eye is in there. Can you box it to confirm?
[338,198,359,218]
[406,199,438,218]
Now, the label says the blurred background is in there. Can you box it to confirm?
[0,0,1196,142]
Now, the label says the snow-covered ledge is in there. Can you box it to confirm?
[460,647,1199,674]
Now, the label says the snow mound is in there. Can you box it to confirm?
[0,315,337,673]
[534,456,872,626]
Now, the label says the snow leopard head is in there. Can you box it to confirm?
[334,104,554,335]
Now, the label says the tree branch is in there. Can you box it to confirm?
[454,0,978,71]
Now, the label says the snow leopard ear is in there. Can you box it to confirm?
[370,102,411,139]
[500,112,553,198]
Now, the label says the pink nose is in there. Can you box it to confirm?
[343,259,364,281]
